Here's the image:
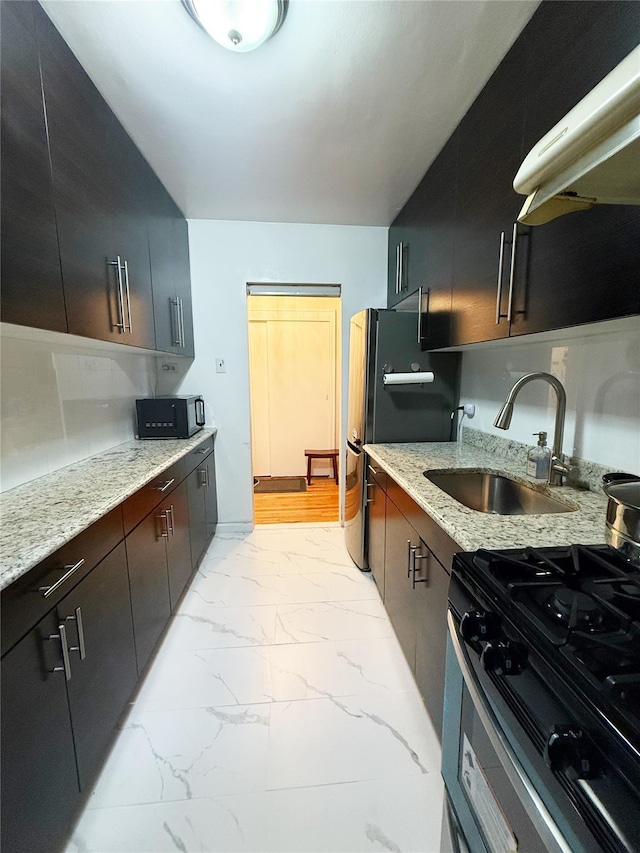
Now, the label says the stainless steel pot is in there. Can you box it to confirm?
[602,473,640,562]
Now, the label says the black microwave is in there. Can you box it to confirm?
[136,396,205,439]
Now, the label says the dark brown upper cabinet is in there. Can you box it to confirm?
[148,171,195,357]
[509,1,640,336]
[1,2,194,355]
[407,132,458,351]
[388,1,640,345]
[34,4,156,350]
[449,45,527,347]
[0,1,67,332]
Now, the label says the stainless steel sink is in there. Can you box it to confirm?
[424,470,575,515]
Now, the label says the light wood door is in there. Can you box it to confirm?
[248,296,339,478]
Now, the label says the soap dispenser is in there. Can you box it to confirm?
[527,431,552,479]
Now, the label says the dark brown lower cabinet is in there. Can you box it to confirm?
[57,542,137,789]
[414,548,450,739]
[1,440,217,853]
[125,510,172,673]
[1,611,80,853]
[164,481,194,609]
[374,479,457,742]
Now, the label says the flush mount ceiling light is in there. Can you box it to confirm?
[183,0,288,53]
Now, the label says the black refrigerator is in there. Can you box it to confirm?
[344,309,460,569]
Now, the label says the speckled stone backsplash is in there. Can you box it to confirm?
[461,426,624,494]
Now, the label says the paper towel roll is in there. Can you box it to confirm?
[382,371,435,386]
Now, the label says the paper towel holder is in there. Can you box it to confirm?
[381,363,435,387]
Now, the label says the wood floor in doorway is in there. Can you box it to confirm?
[254,478,339,524]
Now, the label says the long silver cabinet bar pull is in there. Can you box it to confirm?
[158,511,170,538]
[167,505,175,535]
[170,297,181,346]
[495,232,506,324]
[406,540,417,579]
[155,478,175,493]
[417,286,423,344]
[50,623,72,680]
[412,551,429,588]
[205,466,210,488]
[66,607,86,659]
[178,296,185,348]
[367,464,380,476]
[398,241,404,292]
[198,467,207,487]
[507,222,518,324]
[39,558,85,598]
[395,245,400,294]
[123,259,133,334]
[109,256,127,332]
[170,298,179,345]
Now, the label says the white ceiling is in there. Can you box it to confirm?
[41,0,540,226]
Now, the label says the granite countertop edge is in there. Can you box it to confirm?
[364,441,609,553]
[0,429,217,590]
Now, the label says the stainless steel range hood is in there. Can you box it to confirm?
[514,44,640,225]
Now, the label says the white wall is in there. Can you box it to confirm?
[0,327,156,491]
[459,318,640,475]
[158,220,388,525]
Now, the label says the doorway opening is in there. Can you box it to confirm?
[247,286,341,525]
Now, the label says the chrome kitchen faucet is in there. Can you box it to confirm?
[494,372,572,486]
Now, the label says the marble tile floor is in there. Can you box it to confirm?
[67,524,444,853]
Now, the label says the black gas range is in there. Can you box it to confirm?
[443,543,640,853]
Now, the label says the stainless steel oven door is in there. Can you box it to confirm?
[442,611,583,853]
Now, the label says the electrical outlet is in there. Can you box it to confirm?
[161,363,176,372]
[216,358,226,373]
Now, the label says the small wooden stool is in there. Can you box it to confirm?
[305,449,339,486]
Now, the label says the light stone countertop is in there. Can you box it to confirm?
[364,441,610,553]
[0,429,217,591]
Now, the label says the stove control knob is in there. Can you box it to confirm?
[460,611,501,644]
[544,726,598,780]
[481,640,527,675]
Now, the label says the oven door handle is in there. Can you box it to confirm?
[447,611,574,853]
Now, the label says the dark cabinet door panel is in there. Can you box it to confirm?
[511,207,640,336]
[414,551,450,741]
[0,0,66,332]
[1,610,79,853]
[34,4,155,348]
[451,49,526,346]
[405,133,459,350]
[107,124,156,350]
[34,4,122,344]
[187,465,209,569]
[148,174,179,354]
[387,215,405,307]
[126,512,171,673]
[57,543,137,789]
[383,499,417,669]
[165,481,194,609]
[173,216,195,357]
[148,174,194,357]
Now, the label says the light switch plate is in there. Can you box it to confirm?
[216,358,226,373]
